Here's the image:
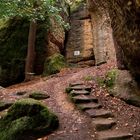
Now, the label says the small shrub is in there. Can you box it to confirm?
[105,69,117,88]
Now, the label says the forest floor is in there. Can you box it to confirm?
[1,59,140,140]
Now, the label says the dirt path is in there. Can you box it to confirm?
[1,60,140,140]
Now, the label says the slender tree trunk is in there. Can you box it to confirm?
[25,20,37,81]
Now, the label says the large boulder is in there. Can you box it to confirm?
[0,1,69,87]
[109,70,140,107]
[0,98,59,140]
[0,19,47,86]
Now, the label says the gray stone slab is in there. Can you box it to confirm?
[71,95,98,103]
[92,118,116,131]
[70,90,90,96]
[97,130,133,140]
[77,102,102,111]
[70,85,92,92]
[69,83,84,87]
[85,109,114,118]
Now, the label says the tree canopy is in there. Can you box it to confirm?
[0,0,68,27]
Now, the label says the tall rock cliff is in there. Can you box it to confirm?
[88,0,140,82]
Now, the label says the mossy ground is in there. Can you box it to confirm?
[0,98,59,140]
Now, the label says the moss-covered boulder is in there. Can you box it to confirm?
[29,91,50,100]
[0,98,59,140]
[43,53,67,75]
[0,18,47,87]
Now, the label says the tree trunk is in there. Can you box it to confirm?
[25,20,37,81]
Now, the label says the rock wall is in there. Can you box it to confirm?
[66,1,95,67]
[88,0,140,82]
[87,0,116,65]
[0,2,69,86]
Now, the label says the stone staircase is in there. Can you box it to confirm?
[65,83,133,140]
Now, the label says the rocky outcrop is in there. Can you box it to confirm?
[87,0,116,65]
[66,2,95,67]
[109,70,140,107]
[88,0,140,82]
[0,2,69,87]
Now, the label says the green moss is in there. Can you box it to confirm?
[29,91,50,100]
[65,87,72,93]
[43,53,67,76]
[96,69,118,88]
[0,98,59,140]
[0,18,48,87]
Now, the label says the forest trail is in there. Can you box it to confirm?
[1,60,140,140]
[0,1,140,140]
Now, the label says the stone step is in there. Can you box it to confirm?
[77,102,102,111]
[69,85,92,92]
[97,130,133,140]
[92,118,116,131]
[71,95,98,103]
[69,82,84,87]
[70,90,90,96]
[85,109,114,118]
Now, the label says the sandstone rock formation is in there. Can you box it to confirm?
[87,0,140,82]
[66,2,95,67]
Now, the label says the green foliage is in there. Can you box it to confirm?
[65,87,72,93]
[96,69,118,88]
[0,0,68,29]
[105,69,117,88]
[0,98,59,140]
[0,18,49,86]
[43,53,67,75]
[69,0,85,12]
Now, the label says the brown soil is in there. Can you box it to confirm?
[0,60,140,140]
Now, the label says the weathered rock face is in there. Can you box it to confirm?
[0,19,47,86]
[88,0,140,81]
[109,70,140,107]
[87,0,116,65]
[66,1,95,67]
